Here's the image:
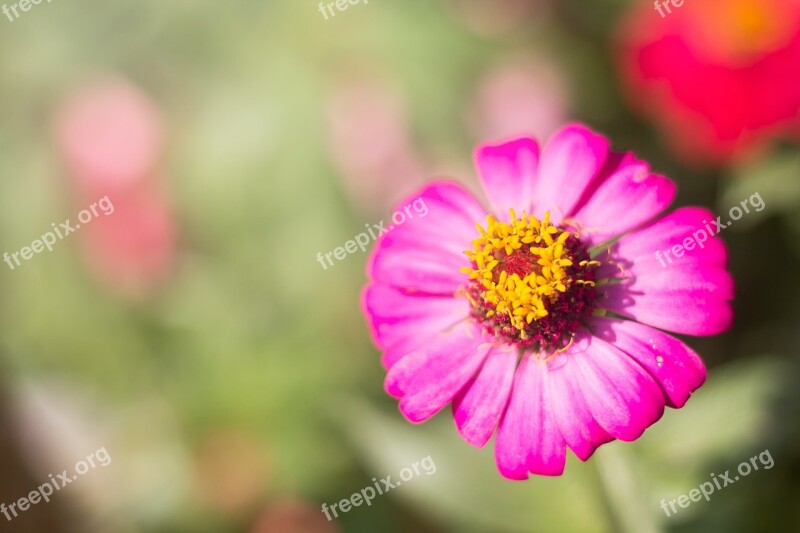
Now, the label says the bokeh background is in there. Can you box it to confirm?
[1,0,799,532]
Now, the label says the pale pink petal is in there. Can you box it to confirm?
[495,356,566,479]
[366,180,487,295]
[474,138,539,219]
[385,322,490,423]
[567,331,665,441]
[589,317,706,408]
[361,284,469,368]
[452,344,518,447]
[532,124,609,224]
[571,155,676,245]
[546,348,614,461]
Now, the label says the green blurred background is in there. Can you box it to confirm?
[0,1,799,532]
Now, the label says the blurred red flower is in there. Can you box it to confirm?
[617,0,800,163]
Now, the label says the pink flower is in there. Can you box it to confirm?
[617,0,800,163]
[362,124,733,479]
[54,78,162,191]
[325,75,428,216]
[78,182,176,298]
[469,54,570,143]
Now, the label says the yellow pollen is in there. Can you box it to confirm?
[461,209,591,334]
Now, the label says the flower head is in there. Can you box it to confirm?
[362,124,733,479]
[617,0,800,163]
[462,209,599,349]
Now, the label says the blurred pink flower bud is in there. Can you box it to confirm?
[470,54,570,142]
[54,78,162,191]
[78,182,176,298]
[325,75,428,215]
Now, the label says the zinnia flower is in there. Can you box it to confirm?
[617,0,800,163]
[362,124,733,479]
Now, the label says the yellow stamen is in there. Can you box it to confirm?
[463,209,594,335]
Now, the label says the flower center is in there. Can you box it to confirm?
[462,209,599,351]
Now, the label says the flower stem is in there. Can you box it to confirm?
[592,445,663,533]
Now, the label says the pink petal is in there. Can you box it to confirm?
[601,266,734,336]
[452,343,518,447]
[596,207,733,336]
[385,322,490,423]
[532,123,609,224]
[361,284,469,368]
[571,155,676,245]
[369,236,469,295]
[366,180,487,295]
[566,330,665,442]
[589,317,706,408]
[596,207,727,280]
[546,348,614,461]
[474,138,539,219]
[495,356,566,479]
